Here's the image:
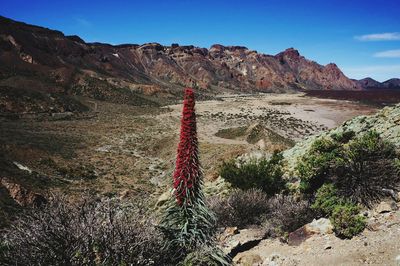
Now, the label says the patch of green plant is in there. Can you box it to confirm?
[219,152,285,196]
[311,184,366,239]
[330,203,366,239]
[311,183,342,216]
[330,130,355,144]
[297,130,400,206]
[181,245,231,266]
[296,137,343,194]
[215,126,248,139]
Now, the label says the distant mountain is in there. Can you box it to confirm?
[382,78,400,89]
[355,77,400,90]
[0,16,363,112]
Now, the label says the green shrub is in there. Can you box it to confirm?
[311,183,342,216]
[311,184,366,239]
[330,130,355,144]
[333,131,400,206]
[296,137,343,194]
[330,203,366,239]
[219,152,285,196]
[296,130,399,203]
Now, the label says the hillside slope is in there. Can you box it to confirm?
[0,16,361,112]
[283,103,400,175]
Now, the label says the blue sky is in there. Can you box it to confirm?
[1,0,399,81]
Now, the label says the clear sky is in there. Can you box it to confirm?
[1,0,399,81]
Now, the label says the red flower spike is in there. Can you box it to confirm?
[173,88,201,205]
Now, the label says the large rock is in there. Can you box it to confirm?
[288,218,333,246]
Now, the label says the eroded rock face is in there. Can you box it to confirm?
[0,15,361,108]
[0,178,47,207]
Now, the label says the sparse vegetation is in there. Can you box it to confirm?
[0,196,172,266]
[266,194,315,234]
[215,126,248,139]
[208,189,269,228]
[219,152,285,196]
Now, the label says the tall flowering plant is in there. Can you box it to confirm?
[173,88,201,205]
[161,88,215,252]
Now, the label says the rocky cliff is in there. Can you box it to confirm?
[0,16,362,111]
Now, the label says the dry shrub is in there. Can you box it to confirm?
[266,194,315,233]
[0,195,172,266]
[208,189,269,228]
[209,189,314,233]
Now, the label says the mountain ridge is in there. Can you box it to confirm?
[355,77,400,90]
[1,15,397,112]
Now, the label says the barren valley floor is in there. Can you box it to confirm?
[0,93,377,203]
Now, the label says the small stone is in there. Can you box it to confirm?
[376,201,394,214]
[156,190,171,207]
[234,252,263,265]
[219,227,239,241]
[395,255,400,265]
[324,244,332,250]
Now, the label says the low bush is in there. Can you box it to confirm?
[208,189,269,228]
[266,194,315,233]
[209,190,314,234]
[330,203,366,239]
[0,196,173,266]
[296,130,400,206]
[311,184,366,239]
[219,152,285,196]
[333,131,400,207]
[296,137,343,194]
[311,183,342,216]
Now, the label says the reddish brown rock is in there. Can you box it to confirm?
[0,15,364,114]
[0,178,47,207]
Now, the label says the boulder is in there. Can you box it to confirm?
[288,218,333,246]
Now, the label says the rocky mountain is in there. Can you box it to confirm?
[355,77,400,90]
[0,16,362,112]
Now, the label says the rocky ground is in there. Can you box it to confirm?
[222,199,400,266]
